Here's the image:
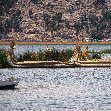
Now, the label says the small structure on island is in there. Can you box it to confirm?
[83,46,89,60]
[7,41,21,67]
[7,41,16,62]
[70,43,87,62]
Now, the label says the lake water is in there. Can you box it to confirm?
[1,44,111,54]
[0,45,111,111]
[0,68,111,111]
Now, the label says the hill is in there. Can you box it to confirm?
[0,0,111,42]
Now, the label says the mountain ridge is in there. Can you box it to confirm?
[0,0,111,42]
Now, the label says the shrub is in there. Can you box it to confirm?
[0,49,10,68]
[89,51,102,59]
[16,48,74,62]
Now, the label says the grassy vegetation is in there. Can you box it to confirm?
[16,48,104,62]
[89,52,102,59]
[98,49,111,54]
[0,49,10,68]
[88,48,111,59]
[15,48,74,62]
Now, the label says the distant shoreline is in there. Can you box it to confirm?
[0,41,111,45]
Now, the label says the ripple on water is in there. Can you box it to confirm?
[0,68,111,111]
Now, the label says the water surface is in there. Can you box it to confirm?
[0,68,111,111]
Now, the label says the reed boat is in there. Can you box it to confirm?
[8,59,75,68]
[7,49,75,68]
[7,42,75,68]
[74,59,111,67]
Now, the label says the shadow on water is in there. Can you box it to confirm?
[0,87,20,91]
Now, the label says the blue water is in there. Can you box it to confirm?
[0,68,111,111]
[0,44,111,54]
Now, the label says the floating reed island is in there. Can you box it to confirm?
[1,42,111,68]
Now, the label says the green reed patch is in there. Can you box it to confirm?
[16,48,103,62]
[16,48,74,62]
[98,49,111,54]
[0,49,10,68]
